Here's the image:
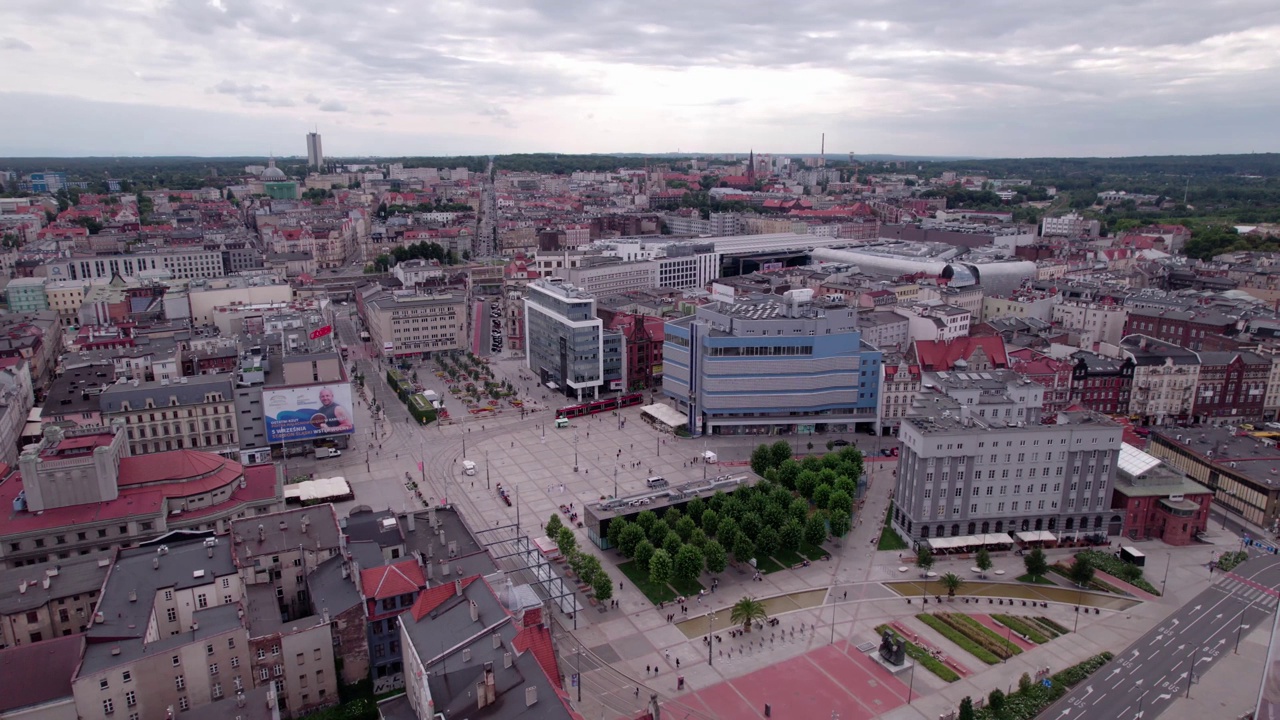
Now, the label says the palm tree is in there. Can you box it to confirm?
[730,596,768,633]
[940,572,964,598]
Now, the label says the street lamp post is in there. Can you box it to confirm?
[708,612,716,666]
[1161,552,1171,596]
[575,647,582,703]
[1073,586,1084,633]
[906,659,916,703]
[1235,598,1248,654]
[574,430,579,473]
[485,450,490,490]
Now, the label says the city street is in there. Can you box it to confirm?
[1046,553,1280,720]
[289,337,1262,720]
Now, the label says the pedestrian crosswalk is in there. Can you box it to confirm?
[1216,575,1280,610]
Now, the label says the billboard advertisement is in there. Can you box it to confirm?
[264,383,355,443]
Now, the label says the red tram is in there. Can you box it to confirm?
[555,392,644,419]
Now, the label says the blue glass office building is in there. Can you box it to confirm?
[662,291,881,436]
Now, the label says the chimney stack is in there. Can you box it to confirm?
[470,600,479,622]
[454,579,462,597]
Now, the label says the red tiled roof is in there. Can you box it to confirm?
[409,575,479,621]
[513,624,562,690]
[913,337,1008,371]
[116,450,238,488]
[0,633,83,713]
[0,453,269,534]
[360,559,426,600]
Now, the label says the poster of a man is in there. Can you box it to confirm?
[314,388,353,431]
[264,383,356,443]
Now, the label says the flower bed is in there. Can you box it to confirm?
[875,625,960,682]
[944,613,1022,658]
[916,614,1001,665]
[990,614,1050,644]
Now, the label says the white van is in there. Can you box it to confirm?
[462,460,477,476]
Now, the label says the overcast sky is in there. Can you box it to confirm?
[2,0,1278,158]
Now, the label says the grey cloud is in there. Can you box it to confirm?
[318,100,347,112]
[209,80,294,107]
[0,37,33,51]
[369,109,391,116]
[304,94,321,104]
[478,105,516,128]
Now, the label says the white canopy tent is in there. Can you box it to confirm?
[1015,530,1057,543]
[641,403,687,431]
[927,533,1014,551]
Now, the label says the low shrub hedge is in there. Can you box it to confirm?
[1074,549,1161,595]
[917,614,1001,665]
[990,614,1049,644]
[966,652,1114,720]
[1036,616,1070,635]
[875,625,960,683]
[1217,550,1249,573]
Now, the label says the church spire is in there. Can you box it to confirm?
[747,149,756,184]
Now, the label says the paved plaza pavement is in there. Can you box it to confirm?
[307,347,1270,719]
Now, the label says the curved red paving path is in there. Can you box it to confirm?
[669,639,910,719]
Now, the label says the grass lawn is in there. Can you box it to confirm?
[617,561,677,605]
[1017,573,1056,585]
[670,576,706,598]
[799,544,829,562]
[755,556,786,574]
[877,508,909,551]
[773,548,805,567]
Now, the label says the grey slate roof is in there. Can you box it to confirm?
[0,551,111,615]
[305,555,361,618]
[99,373,234,413]
[79,538,242,677]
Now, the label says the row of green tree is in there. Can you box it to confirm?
[370,241,458,272]
[544,515,614,603]
[602,470,849,594]
[376,200,473,218]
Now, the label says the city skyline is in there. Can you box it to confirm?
[1,1,1279,157]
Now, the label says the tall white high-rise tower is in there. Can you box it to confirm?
[306,131,323,170]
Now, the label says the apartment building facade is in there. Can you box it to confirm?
[99,375,240,458]
[1122,335,1200,426]
[359,289,467,359]
[892,377,1123,544]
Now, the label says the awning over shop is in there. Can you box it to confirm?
[1015,530,1057,543]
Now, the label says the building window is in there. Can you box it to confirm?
[210,663,218,675]
[103,699,115,714]
[178,697,189,712]
[101,678,110,690]
[167,608,178,623]
[259,667,269,681]
[122,671,132,683]
[175,675,185,690]
[126,691,136,707]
